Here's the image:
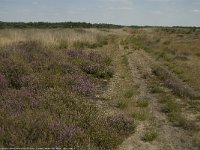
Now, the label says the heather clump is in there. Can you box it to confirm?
[0,52,32,89]
[66,49,87,58]
[65,49,113,79]
[81,63,113,79]
[107,114,135,135]
[0,74,8,91]
[88,51,103,63]
[47,121,86,148]
[1,88,38,113]
[0,41,122,149]
[153,66,197,98]
[73,76,95,96]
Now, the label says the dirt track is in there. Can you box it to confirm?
[117,47,199,150]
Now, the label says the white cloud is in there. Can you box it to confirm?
[107,0,133,2]
[146,0,172,2]
[99,0,133,4]
[152,10,162,14]
[193,9,200,13]
[0,11,8,14]
[32,2,39,5]
[108,6,134,10]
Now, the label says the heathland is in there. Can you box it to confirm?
[0,26,200,149]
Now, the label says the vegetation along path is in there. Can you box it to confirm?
[117,45,200,150]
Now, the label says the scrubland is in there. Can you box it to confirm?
[0,27,200,149]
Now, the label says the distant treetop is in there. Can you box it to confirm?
[0,21,123,29]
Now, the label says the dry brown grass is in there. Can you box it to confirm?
[125,28,200,91]
[0,28,109,49]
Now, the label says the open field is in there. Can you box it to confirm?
[0,27,200,149]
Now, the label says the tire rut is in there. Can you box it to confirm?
[118,49,198,150]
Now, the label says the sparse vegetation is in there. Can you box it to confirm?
[117,100,128,109]
[0,26,200,149]
[132,110,148,121]
[124,89,134,98]
[153,66,198,98]
[142,131,158,142]
[122,55,129,66]
[137,100,149,108]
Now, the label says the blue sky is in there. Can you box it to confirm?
[0,0,200,26]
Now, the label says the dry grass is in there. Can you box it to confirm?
[0,28,108,49]
[0,27,200,148]
[125,28,200,91]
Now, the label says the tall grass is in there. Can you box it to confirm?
[0,29,108,49]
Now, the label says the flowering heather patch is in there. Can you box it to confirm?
[58,126,84,147]
[21,75,41,92]
[73,76,95,96]
[0,74,8,90]
[1,88,38,113]
[153,66,197,98]
[62,62,80,75]
[81,63,113,79]
[81,63,99,75]
[66,49,87,58]
[107,114,135,134]
[66,50,103,62]
[0,56,32,89]
[0,42,118,148]
[48,121,85,147]
[88,51,102,63]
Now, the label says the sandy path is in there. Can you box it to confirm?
[117,49,198,150]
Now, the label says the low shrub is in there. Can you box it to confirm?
[0,41,120,149]
[1,88,38,114]
[0,74,8,91]
[142,131,158,142]
[81,63,113,79]
[132,111,147,121]
[66,49,87,58]
[116,100,128,109]
[153,66,197,98]
[107,114,135,135]
[137,100,149,108]
[73,76,95,96]
[124,89,134,98]
[161,100,179,113]
[122,55,129,66]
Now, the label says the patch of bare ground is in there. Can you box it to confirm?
[118,48,200,150]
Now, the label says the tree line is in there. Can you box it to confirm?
[0,21,123,29]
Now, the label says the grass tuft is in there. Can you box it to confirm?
[137,100,149,108]
[124,89,134,98]
[142,131,158,142]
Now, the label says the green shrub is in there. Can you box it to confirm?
[116,100,128,109]
[142,131,157,142]
[124,89,134,98]
[150,85,163,93]
[82,63,113,79]
[137,100,149,108]
[161,100,179,113]
[122,55,129,66]
[132,111,147,121]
